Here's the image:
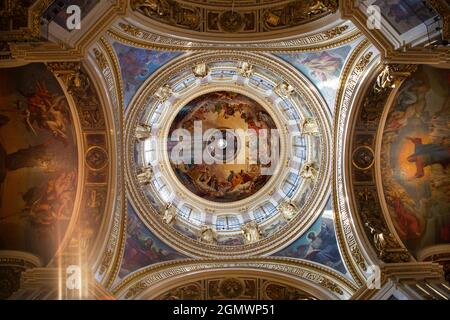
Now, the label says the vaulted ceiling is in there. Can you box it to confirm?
[0,0,449,300]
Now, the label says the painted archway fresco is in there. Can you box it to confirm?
[0,63,78,264]
[381,65,450,256]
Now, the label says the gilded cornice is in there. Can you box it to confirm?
[129,0,337,36]
[0,0,53,41]
[333,38,375,287]
[89,37,127,289]
[112,257,358,299]
[107,21,362,53]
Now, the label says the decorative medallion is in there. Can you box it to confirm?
[85,146,109,171]
[352,146,374,170]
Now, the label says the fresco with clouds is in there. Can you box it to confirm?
[381,65,450,256]
[273,197,347,275]
[112,42,182,108]
[276,44,355,111]
[118,202,186,278]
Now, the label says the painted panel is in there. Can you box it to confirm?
[381,65,450,255]
[0,63,78,264]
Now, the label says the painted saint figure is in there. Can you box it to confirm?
[406,137,450,178]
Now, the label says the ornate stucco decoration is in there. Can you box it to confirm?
[278,201,298,221]
[130,0,338,36]
[112,258,356,300]
[332,40,376,285]
[111,21,360,52]
[350,64,418,263]
[155,276,318,300]
[242,222,262,244]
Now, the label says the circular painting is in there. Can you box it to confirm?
[167,91,278,203]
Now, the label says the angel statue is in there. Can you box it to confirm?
[274,81,295,98]
[137,166,153,185]
[237,62,254,78]
[162,203,177,225]
[192,63,210,78]
[154,84,173,102]
[301,118,320,136]
[135,123,151,141]
[278,201,298,221]
[241,221,261,244]
[199,225,217,244]
[300,162,318,182]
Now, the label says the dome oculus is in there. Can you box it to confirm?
[167,91,279,203]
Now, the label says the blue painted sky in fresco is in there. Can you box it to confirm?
[112,42,182,108]
[273,196,348,275]
[118,201,185,278]
[276,43,357,112]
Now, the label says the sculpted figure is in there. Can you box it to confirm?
[199,225,217,244]
[192,63,209,78]
[275,82,295,97]
[137,166,153,185]
[162,203,177,225]
[241,221,261,244]
[300,162,318,181]
[237,62,254,78]
[135,123,151,141]
[301,118,320,136]
[278,201,298,221]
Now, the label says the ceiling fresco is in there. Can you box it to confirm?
[276,39,360,112]
[0,63,78,264]
[118,202,186,279]
[273,195,347,276]
[167,91,278,203]
[381,65,450,256]
[0,0,449,302]
[112,42,182,108]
